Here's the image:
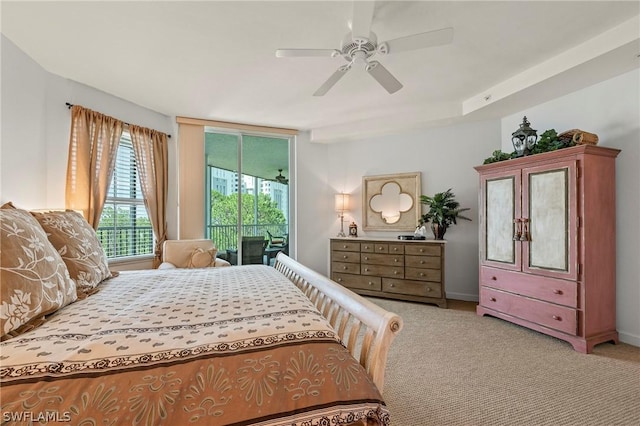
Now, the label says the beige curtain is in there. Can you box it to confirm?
[129,125,169,268]
[65,105,124,228]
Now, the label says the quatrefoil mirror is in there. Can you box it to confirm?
[363,172,421,231]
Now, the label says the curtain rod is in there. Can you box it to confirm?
[65,103,171,138]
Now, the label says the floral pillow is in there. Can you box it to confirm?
[31,210,112,298]
[0,208,77,340]
[187,247,218,268]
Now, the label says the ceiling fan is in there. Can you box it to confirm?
[274,169,289,184]
[275,1,453,96]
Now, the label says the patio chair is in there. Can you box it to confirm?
[228,236,268,265]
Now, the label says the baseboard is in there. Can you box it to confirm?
[446,292,479,302]
[618,331,640,348]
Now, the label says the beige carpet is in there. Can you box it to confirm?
[368,298,640,426]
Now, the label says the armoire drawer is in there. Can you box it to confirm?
[480,286,577,335]
[481,267,578,308]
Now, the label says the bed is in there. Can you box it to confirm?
[0,208,403,426]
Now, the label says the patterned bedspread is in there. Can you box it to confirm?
[1,265,388,425]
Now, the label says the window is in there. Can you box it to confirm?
[97,131,154,258]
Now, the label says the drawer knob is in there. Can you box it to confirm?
[364,268,369,272]
[337,278,342,282]
[489,297,497,302]
[394,271,398,275]
[364,257,369,261]
[379,247,384,250]
[420,260,425,264]
[368,282,374,286]
[553,289,563,295]
[393,248,398,251]
[390,283,395,288]
[426,287,431,292]
[394,258,399,263]
[491,276,497,281]
[420,273,425,277]
[342,255,347,259]
[342,266,347,270]
[552,315,562,321]
[364,246,369,249]
[419,249,424,253]
[343,245,347,248]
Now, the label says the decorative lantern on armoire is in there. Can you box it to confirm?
[511,116,538,157]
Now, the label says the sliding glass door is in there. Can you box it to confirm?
[204,129,290,265]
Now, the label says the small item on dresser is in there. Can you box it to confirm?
[397,235,425,240]
[348,222,358,237]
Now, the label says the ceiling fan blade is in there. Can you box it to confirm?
[313,65,351,96]
[379,27,454,54]
[276,49,340,58]
[351,1,375,41]
[366,61,402,94]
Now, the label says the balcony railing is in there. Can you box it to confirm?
[96,223,287,259]
[97,226,154,258]
[206,224,288,251]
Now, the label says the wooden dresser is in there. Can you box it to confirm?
[330,238,447,308]
[474,145,620,353]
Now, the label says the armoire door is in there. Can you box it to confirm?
[521,160,578,281]
[480,170,522,271]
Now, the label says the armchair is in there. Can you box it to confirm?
[158,239,231,269]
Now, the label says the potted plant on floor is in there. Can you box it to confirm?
[420,188,471,240]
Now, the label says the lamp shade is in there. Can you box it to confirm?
[335,193,350,212]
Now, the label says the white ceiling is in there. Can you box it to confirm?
[2,1,639,142]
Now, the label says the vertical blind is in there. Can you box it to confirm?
[98,132,154,258]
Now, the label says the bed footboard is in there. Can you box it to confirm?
[274,253,402,392]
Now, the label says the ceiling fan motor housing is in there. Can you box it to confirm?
[341,32,377,61]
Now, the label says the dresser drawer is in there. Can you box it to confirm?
[405,255,441,269]
[480,286,577,335]
[332,261,360,274]
[362,264,404,278]
[331,241,360,252]
[405,267,441,282]
[405,245,441,256]
[480,267,578,308]
[331,251,361,263]
[389,244,405,254]
[383,279,442,298]
[360,242,389,253]
[361,253,404,266]
[333,273,381,291]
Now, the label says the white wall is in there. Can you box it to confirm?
[1,35,174,211]
[317,120,501,300]
[502,68,640,347]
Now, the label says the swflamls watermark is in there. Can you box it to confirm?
[2,411,71,423]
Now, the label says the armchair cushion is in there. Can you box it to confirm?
[188,247,218,268]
